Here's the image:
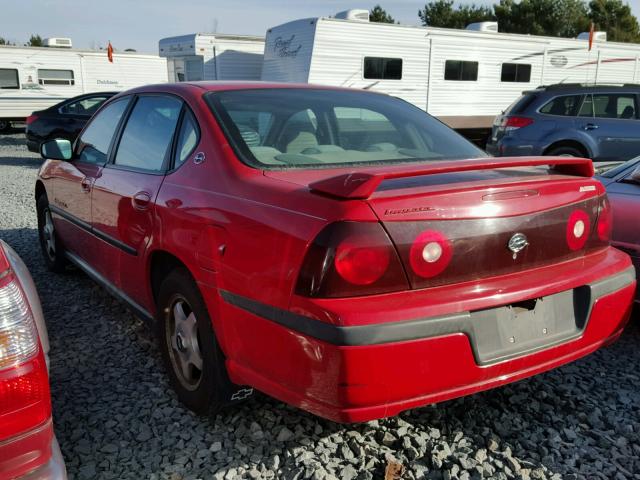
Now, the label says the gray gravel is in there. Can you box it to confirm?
[1,131,639,480]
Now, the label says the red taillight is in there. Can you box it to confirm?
[566,209,590,251]
[25,114,39,126]
[597,196,612,242]
[0,243,51,442]
[296,222,409,298]
[409,230,453,278]
[503,116,534,131]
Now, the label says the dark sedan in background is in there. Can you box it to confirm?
[26,92,117,153]
[597,158,640,301]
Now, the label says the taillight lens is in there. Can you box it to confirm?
[0,244,51,442]
[25,114,39,126]
[597,195,612,242]
[503,116,534,131]
[296,222,409,298]
[566,209,590,251]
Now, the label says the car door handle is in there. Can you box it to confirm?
[80,178,93,193]
[583,123,599,131]
[132,191,152,210]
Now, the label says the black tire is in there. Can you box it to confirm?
[0,120,10,133]
[36,194,68,272]
[545,145,585,157]
[155,268,249,415]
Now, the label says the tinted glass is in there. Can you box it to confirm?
[364,57,403,80]
[0,69,19,89]
[578,94,594,117]
[592,94,637,119]
[38,69,74,85]
[501,63,531,82]
[207,89,485,169]
[114,96,182,172]
[175,110,199,168]
[444,60,478,81]
[60,96,111,116]
[77,98,130,165]
[504,93,538,115]
[539,95,581,116]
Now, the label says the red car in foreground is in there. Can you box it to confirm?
[0,241,66,479]
[35,83,636,423]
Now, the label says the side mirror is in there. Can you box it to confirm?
[41,138,72,161]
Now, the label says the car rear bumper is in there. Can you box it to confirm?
[221,248,635,423]
[26,137,40,153]
[0,420,67,480]
[486,137,542,157]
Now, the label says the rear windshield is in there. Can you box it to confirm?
[205,89,485,169]
[504,92,538,115]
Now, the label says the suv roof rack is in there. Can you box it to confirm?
[538,83,640,90]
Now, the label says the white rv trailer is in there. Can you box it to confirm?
[0,45,167,131]
[158,33,265,82]
[262,10,640,134]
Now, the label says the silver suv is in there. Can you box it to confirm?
[486,84,640,162]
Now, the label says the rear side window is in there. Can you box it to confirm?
[38,69,74,86]
[174,110,199,168]
[593,94,637,119]
[501,63,532,83]
[77,98,130,165]
[539,95,581,117]
[363,57,403,80]
[444,60,478,81]
[114,95,182,172]
[60,96,111,116]
[0,69,19,89]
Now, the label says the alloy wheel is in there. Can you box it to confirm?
[166,296,204,391]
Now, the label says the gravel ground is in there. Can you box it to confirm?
[1,131,639,480]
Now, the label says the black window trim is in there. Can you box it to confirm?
[0,68,20,90]
[538,91,640,120]
[362,56,403,81]
[444,60,479,82]
[500,62,532,83]
[168,105,201,173]
[536,93,585,118]
[104,92,186,176]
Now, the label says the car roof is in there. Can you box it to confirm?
[525,83,640,95]
[121,81,377,96]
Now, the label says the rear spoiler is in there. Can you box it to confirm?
[309,157,594,200]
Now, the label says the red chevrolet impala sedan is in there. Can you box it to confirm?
[35,83,636,422]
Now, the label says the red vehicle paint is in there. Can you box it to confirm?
[35,83,635,422]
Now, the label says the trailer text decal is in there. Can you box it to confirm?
[274,35,302,58]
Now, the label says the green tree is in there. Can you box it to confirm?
[0,38,5,45]
[419,0,495,29]
[589,0,640,42]
[28,34,43,47]
[494,0,590,37]
[370,5,396,23]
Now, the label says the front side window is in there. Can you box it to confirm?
[206,88,484,169]
[593,94,637,119]
[501,63,532,83]
[114,95,182,172]
[0,69,19,89]
[539,95,582,117]
[60,96,111,116]
[77,98,130,165]
[363,57,402,80]
[37,69,74,86]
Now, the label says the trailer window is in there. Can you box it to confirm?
[37,69,75,86]
[364,57,402,80]
[0,69,19,89]
[501,63,531,83]
[444,60,478,81]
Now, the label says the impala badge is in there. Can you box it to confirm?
[508,233,529,259]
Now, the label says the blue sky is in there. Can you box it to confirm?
[2,0,640,53]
